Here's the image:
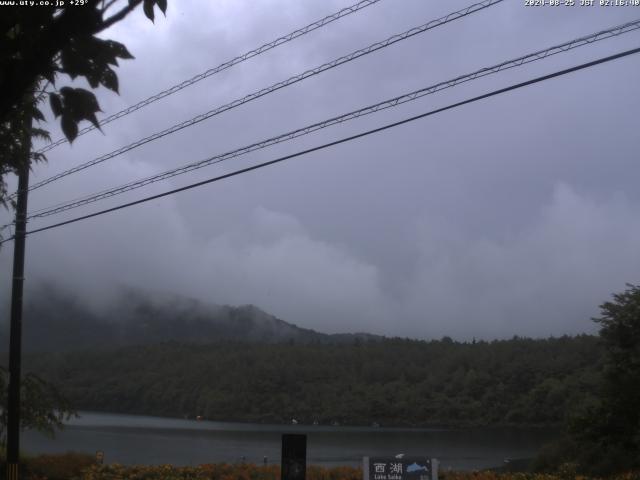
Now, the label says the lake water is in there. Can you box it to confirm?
[22,412,557,471]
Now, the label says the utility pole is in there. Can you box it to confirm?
[6,115,31,480]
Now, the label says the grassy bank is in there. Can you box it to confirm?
[6,453,639,480]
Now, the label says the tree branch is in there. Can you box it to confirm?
[101,0,143,30]
[100,0,120,15]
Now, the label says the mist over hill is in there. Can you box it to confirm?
[0,283,381,353]
[0,284,606,428]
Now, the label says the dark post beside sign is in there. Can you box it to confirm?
[281,434,306,480]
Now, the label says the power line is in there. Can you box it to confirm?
[26,18,640,220]
[36,0,386,155]
[3,45,637,245]
[24,0,503,194]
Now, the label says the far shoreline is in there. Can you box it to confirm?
[66,410,564,432]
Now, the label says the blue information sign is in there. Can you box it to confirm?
[363,457,436,480]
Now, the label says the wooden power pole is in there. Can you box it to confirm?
[6,118,31,480]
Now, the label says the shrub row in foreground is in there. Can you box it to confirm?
[15,454,640,480]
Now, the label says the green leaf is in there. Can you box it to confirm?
[59,86,74,97]
[60,87,101,120]
[86,112,101,130]
[92,37,119,66]
[156,0,167,15]
[43,68,57,86]
[101,69,119,93]
[73,88,101,114]
[106,40,134,60]
[49,93,63,118]
[32,107,45,122]
[85,69,102,89]
[59,45,85,80]
[31,128,51,142]
[60,113,78,143]
[57,88,103,132]
[143,0,155,22]
[31,151,47,163]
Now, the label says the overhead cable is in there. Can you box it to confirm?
[36,0,387,154]
[26,18,640,220]
[2,45,636,245]
[24,0,503,194]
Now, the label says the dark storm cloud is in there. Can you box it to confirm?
[1,0,639,339]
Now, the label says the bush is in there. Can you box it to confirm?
[2,455,638,480]
[25,452,95,480]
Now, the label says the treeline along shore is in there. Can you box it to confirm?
[23,335,602,427]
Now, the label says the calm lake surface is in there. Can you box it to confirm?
[23,412,558,471]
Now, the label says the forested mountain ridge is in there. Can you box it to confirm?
[0,284,380,352]
[25,335,603,428]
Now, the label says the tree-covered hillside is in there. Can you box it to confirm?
[0,284,380,353]
[25,335,602,427]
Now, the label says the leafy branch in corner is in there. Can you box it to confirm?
[0,0,168,209]
[0,366,76,445]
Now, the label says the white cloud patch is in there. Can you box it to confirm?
[2,0,640,343]
[400,183,640,340]
[1,183,639,341]
[2,203,389,335]
[187,207,390,334]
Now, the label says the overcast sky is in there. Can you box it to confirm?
[1,0,639,340]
